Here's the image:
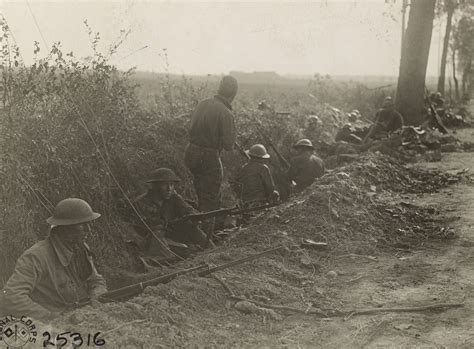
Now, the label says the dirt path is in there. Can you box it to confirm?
[319,121,474,348]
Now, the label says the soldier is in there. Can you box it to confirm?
[236,144,280,207]
[0,198,107,320]
[132,168,208,250]
[287,139,325,192]
[184,75,238,235]
[430,92,445,109]
[363,96,404,143]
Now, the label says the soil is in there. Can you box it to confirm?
[41,110,474,348]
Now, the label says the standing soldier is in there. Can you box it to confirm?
[184,75,238,236]
[132,168,208,252]
[363,97,404,142]
[287,139,325,192]
[0,198,107,320]
[236,144,280,207]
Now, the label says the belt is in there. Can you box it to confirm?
[189,143,220,153]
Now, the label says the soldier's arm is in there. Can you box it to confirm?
[173,192,198,216]
[261,165,277,198]
[220,110,236,151]
[84,245,108,298]
[1,254,54,319]
[315,158,325,178]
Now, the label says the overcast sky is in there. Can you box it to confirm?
[1,0,444,77]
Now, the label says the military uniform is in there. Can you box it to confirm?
[364,98,404,142]
[133,190,207,248]
[237,159,278,206]
[184,95,236,213]
[0,198,107,320]
[0,234,106,319]
[287,152,325,192]
[373,108,404,134]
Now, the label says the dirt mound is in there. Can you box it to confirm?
[42,153,463,347]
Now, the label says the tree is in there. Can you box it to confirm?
[452,12,474,97]
[437,0,458,95]
[396,0,436,125]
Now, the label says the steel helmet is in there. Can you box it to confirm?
[146,168,180,183]
[293,139,314,150]
[46,198,101,226]
[382,96,394,108]
[247,144,270,159]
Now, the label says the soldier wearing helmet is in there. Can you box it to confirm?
[131,168,207,250]
[0,198,107,320]
[363,96,404,143]
[236,144,280,206]
[287,139,325,192]
[429,92,445,109]
[304,114,323,142]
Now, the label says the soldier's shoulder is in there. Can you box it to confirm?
[259,163,271,172]
[19,239,52,263]
[291,154,307,163]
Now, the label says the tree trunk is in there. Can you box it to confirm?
[452,48,459,101]
[462,56,472,97]
[437,2,456,95]
[396,0,436,125]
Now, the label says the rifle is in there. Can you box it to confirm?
[79,246,284,306]
[255,123,291,170]
[79,263,209,306]
[235,141,250,160]
[170,202,280,225]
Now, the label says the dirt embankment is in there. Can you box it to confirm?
[35,149,470,348]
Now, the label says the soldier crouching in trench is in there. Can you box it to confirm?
[0,198,107,320]
[236,144,280,207]
[287,139,325,193]
[129,168,208,262]
[363,96,404,143]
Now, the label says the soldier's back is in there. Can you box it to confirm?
[238,161,270,204]
[290,153,325,191]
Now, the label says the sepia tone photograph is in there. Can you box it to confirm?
[0,0,473,347]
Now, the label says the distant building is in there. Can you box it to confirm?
[229,71,281,84]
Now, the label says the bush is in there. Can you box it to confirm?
[0,20,385,286]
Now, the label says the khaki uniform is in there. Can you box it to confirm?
[133,190,207,247]
[373,108,404,134]
[0,233,107,319]
[184,95,236,212]
[287,152,325,192]
[237,160,277,206]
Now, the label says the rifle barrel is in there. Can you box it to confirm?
[97,263,209,303]
[198,245,284,277]
[172,202,279,224]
